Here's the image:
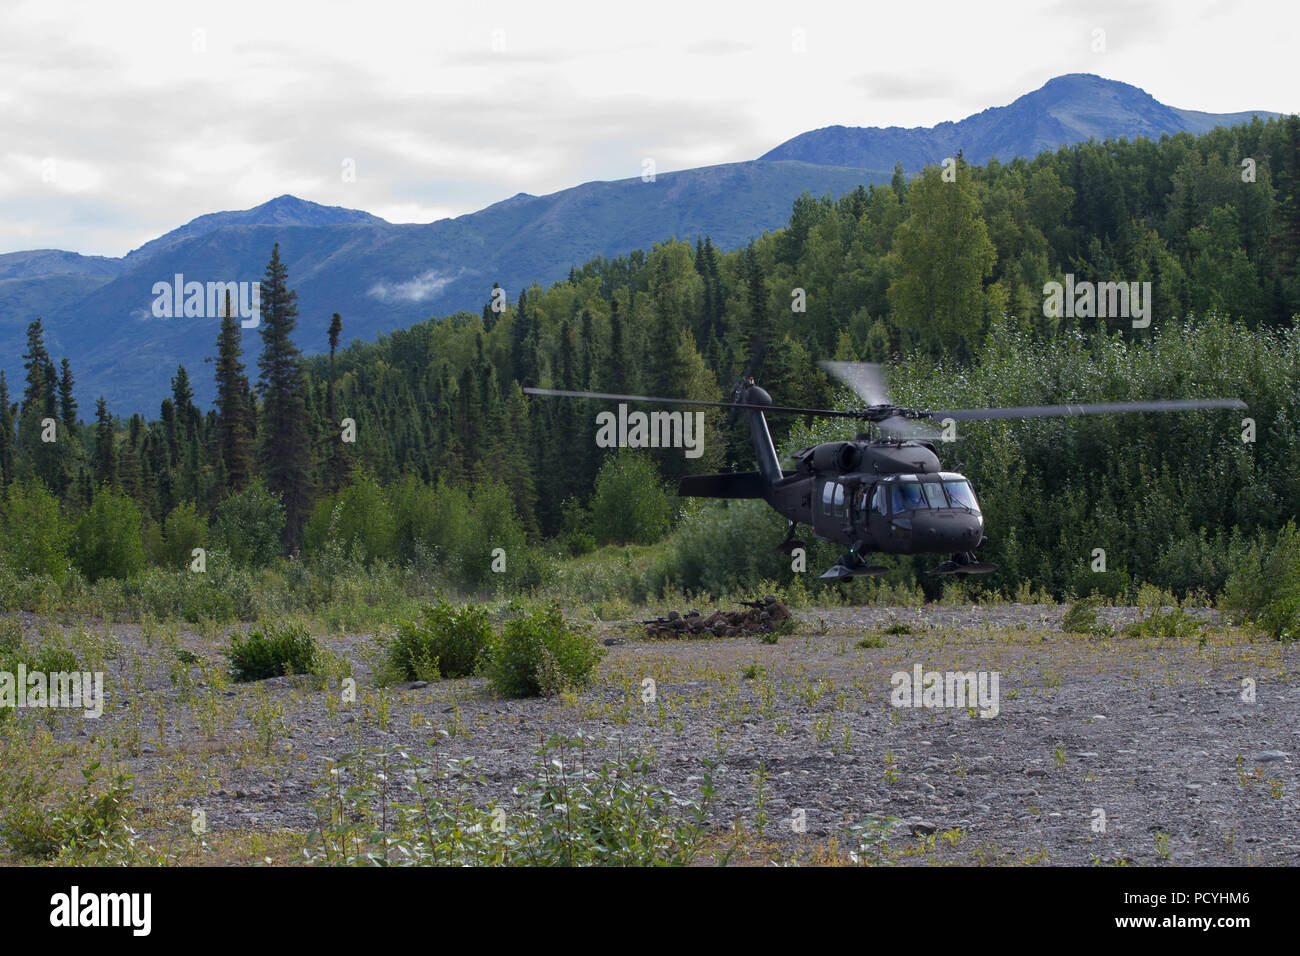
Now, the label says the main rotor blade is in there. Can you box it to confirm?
[819,361,892,406]
[523,386,867,419]
[927,397,1248,422]
[878,414,941,441]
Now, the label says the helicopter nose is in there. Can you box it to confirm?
[911,511,983,552]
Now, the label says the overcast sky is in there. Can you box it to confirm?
[1,0,1295,257]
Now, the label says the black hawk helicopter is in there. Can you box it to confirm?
[525,362,1245,580]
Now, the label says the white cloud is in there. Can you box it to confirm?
[368,269,460,304]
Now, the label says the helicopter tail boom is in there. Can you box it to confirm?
[677,471,772,499]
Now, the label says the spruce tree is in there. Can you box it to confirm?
[214,291,254,494]
[0,371,13,486]
[256,243,314,549]
[325,312,350,492]
[21,319,50,413]
[58,358,77,429]
[93,397,116,488]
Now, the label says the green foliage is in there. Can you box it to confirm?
[463,480,530,588]
[226,620,319,682]
[163,501,207,569]
[0,480,70,580]
[388,599,493,682]
[71,487,145,582]
[589,452,674,545]
[487,603,605,698]
[1061,595,1107,635]
[1223,521,1300,640]
[306,735,713,866]
[0,757,137,863]
[305,472,396,566]
[211,479,285,569]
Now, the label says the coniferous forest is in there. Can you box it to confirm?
[2,117,1299,617]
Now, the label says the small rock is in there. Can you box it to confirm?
[603,638,625,646]
[909,821,937,836]
[1254,750,1288,763]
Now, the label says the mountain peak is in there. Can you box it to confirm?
[761,74,1278,170]
[124,195,386,260]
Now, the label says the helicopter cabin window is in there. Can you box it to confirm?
[943,479,981,513]
[821,481,834,515]
[870,485,887,516]
[833,483,845,515]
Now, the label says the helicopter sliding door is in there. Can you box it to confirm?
[812,478,851,541]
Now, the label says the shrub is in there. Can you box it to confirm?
[212,480,284,569]
[558,497,597,556]
[461,481,528,589]
[1223,522,1300,640]
[1061,595,1107,635]
[589,452,674,545]
[163,501,208,570]
[0,481,71,580]
[226,621,319,682]
[305,735,713,866]
[388,599,493,682]
[487,603,605,698]
[71,488,145,582]
[304,473,395,566]
[648,499,831,598]
[0,759,136,862]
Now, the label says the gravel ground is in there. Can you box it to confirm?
[10,603,1300,865]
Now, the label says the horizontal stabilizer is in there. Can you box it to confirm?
[677,472,771,499]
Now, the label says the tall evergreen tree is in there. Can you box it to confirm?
[93,397,116,488]
[21,319,50,414]
[0,371,14,486]
[256,243,314,549]
[325,312,351,492]
[214,292,254,494]
[58,358,77,429]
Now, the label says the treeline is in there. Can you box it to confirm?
[0,117,1297,596]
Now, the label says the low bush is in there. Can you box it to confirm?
[487,603,605,698]
[226,621,319,682]
[1061,595,1107,635]
[306,735,713,866]
[388,599,493,682]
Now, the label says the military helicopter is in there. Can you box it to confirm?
[524,363,1246,580]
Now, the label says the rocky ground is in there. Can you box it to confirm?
[6,602,1299,865]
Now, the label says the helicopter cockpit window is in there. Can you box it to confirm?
[921,482,947,509]
[890,482,928,513]
[943,480,981,513]
[832,483,845,514]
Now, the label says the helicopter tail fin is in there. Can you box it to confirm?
[733,381,783,486]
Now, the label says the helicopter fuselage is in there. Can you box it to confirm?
[766,439,986,557]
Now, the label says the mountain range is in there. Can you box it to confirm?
[0,73,1281,414]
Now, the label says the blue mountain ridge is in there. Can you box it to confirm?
[0,74,1281,414]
